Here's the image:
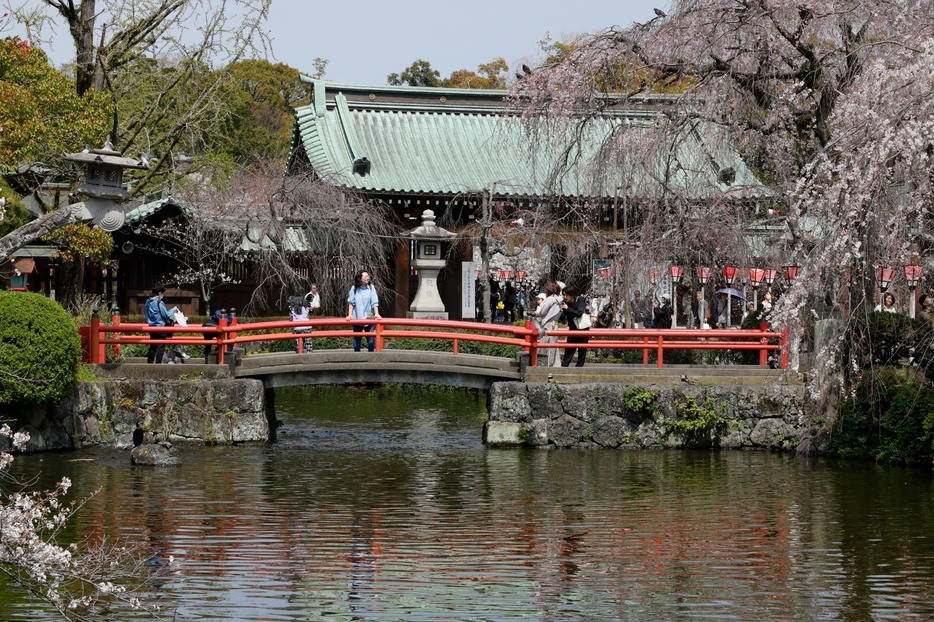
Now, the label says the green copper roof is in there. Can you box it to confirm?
[125,196,176,224]
[287,79,762,200]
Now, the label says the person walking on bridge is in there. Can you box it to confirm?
[145,284,177,364]
[347,271,381,352]
[535,281,563,367]
[560,286,591,367]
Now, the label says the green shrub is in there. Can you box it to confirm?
[667,397,728,435]
[0,291,81,404]
[828,368,934,465]
[623,387,660,417]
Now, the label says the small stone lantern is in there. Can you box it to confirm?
[61,140,148,232]
[407,209,456,319]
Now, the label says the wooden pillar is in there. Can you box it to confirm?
[394,240,410,318]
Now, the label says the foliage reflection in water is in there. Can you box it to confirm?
[3,385,934,620]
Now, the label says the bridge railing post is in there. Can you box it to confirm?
[112,306,121,359]
[759,321,768,366]
[657,334,664,369]
[229,308,238,351]
[89,308,101,364]
[375,320,384,352]
[780,325,789,370]
[217,316,227,365]
[643,336,649,365]
[526,320,538,367]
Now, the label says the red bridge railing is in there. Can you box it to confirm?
[81,316,788,370]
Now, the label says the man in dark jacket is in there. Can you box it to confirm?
[202,309,232,363]
[653,294,673,329]
[560,286,591,367]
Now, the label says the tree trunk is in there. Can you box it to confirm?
[56,257,86,313]
[73,0,97,97]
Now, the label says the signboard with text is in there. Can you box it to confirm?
[461,262,476,320]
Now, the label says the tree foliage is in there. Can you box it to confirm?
[9,0,274,194]
[211,59,311,163]
[0,291,80,404]
[42,223,113,264]
[388,59,440,87]
[0,37,108,168]
[442,58,509,89]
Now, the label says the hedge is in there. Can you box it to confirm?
[828,368,934,465]
[0,291,81,404]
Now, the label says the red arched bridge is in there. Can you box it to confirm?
[80,316,789,388]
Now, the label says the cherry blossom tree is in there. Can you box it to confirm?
[509,0,934,376]
[0,425,162,619]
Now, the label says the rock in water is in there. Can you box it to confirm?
[131,442,181,466]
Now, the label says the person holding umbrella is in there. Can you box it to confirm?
[713,291,729,329]
[713,286,746,328]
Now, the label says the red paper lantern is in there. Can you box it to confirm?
[723,265,739,286]
[783,265,801,283]
[763,268,777,286]
[749,268,765,287]
[695,266,712,284]
[669,265,684,283]
[875,266,894,291]
[904,264,923,288]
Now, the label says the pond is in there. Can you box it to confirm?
[3,385,934,620]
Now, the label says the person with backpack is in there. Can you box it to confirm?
[201,309,232,363]
[145,284,177,364]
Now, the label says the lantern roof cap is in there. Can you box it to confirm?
[407,209,456,240]
[62,140,147,170]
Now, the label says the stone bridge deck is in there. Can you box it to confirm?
[90,352,794,388]
[233,350,521,389]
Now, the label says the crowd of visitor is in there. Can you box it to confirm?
[151,270,934,367]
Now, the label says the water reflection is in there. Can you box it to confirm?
[4,386,934,620]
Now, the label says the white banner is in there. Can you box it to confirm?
[461,262,476,320]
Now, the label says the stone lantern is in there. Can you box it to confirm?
[407,209,456,319]
[61,140,148,232]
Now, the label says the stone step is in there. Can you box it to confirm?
[89,362,231,380]
[524,367,795,386]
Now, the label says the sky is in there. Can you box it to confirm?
[9,0,660,87]
[268,0,657,84]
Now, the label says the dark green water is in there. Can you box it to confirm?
[4,385,934,620]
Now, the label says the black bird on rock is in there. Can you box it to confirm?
[133,426,144,447]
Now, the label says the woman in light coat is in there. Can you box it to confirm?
[535,281,564,367]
